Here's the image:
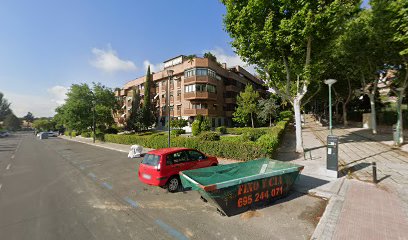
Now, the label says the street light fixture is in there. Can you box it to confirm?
[167,69,174,148]
[324,79,337,135]
[92,99,96,143]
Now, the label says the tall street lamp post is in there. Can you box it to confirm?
[92,100,96,143]
[167,69,174,148]
[324,79,337,135]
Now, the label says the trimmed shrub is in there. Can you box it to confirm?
[64,131,71,136]
[81,131,91,138]
[279,110,293,120]
[198,131,220,141]
[171,129,186,136]
[216,126,227,134]
[71,131,77,137]
[192,120,201,136]
[241,129,266,142]
[104,120,288,161]
[201,117,211,131]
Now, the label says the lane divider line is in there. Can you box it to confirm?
[124,197,138,208]
[6,164,11,170]
[155,219,189,240]
[11,155,15,159]
[102,182,113,190]
[0,184,2,191]
[88,172,96,179]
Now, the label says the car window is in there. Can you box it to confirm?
[142,154,160,166]
[187,150,205,161]
[167,151,188,165]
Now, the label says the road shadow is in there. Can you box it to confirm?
[293,174,330,194]
[339,162,372,177]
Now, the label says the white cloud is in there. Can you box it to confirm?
[90,45,137,73]
[47,85,68,105]
[143,60,164,73]
[203,47,257,74]
[3,86,68,118]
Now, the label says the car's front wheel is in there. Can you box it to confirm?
[167,176,181,193]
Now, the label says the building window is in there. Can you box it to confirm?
[184,69,195,78]
[184,68,221,80]
[196,68,208,76]
[185,84,216,93]
[192,103,207,109]
[177,90,181,96]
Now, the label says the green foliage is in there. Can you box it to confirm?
[0,92,12,121]
[279,111,293,121]
[141,66,155,130]
[241,129,266,142]
[64,131,71,136]
[191,120,201,136]
[55,83,116,133]
[203,52,217,63]
[126,88,142,131]
[216,126,227,134]
[170,118,188,129]
[233,85,260,128]
[3,114,20,131]
[201,117,211,131]
[171,129,186,136]
[258,97,278,126]
[23,112,34,123]
[81,131,92,138]
[104,120,288,161]
[71,131,77,137]
[198,131,220,141]
[32,118,55,131]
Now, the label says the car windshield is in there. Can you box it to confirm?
[142,154,160,166]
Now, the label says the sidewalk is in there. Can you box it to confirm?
[288,115,408,240]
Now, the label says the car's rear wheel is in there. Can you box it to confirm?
[167,176,181,193]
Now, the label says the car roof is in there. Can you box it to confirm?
[147,147,193,156]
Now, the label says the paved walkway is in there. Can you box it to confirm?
[287,115,408,240]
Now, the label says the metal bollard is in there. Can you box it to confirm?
[372,162,377,184]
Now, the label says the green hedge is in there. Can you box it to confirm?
[171,129,185,136]
[81,131,91,138]
[198,131,220,141]
[105,120,288,161]
[71,131,77,137]
[216,126,227,134]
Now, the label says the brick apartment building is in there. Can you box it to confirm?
[114,55,266,130]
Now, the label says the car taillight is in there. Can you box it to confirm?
[156,163,161,171]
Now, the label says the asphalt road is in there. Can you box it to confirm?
[0,133,326,240]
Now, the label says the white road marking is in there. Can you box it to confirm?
[0,184,2,190]
[11,155,15,159]
[6,164,11,170]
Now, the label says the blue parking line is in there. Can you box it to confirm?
[155,219,189,240]
[124,197,138,208]
[102,182,113,190]
[88,172,96,179]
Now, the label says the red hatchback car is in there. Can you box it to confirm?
[138,148,218,192]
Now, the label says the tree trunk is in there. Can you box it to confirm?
[269,115,272,127]
[335,101,340,123]
[342,103,348,127]
[369,93,377,134]
[251,112,254,128]
[294,98,303,153]
[395,94,404,145]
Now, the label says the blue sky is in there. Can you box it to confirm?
[0,0,369,117]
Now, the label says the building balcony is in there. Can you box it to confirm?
[184,92,217,100]
[184,76,218,85]
[225,97,235,104]
[225,85,239,92]
[225,110,234,116]
[184,109,208,116]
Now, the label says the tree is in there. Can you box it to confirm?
[222,0,360,152]
[3,114,20,131]
[32,118,55,131]
[141,66,155,130]
[0,92,12,121]
[23,112,35,123]
[203,52,217,63]
[233,85,260,128]
[55,83,116,132]
[127,88,142,131]
[170,118,188,129]
[258,96,278,127]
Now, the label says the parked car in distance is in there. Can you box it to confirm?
[0,131,10,137]
[138,147,218,192]
[47,131,58,137]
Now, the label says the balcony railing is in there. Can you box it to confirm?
[183,109,209,115]
[225,97,235,104]
[225,85,239,92]
[184,92,217,100]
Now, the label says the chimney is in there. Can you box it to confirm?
[222,63,227,69]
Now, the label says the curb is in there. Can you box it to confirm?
[58,136,129,154]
